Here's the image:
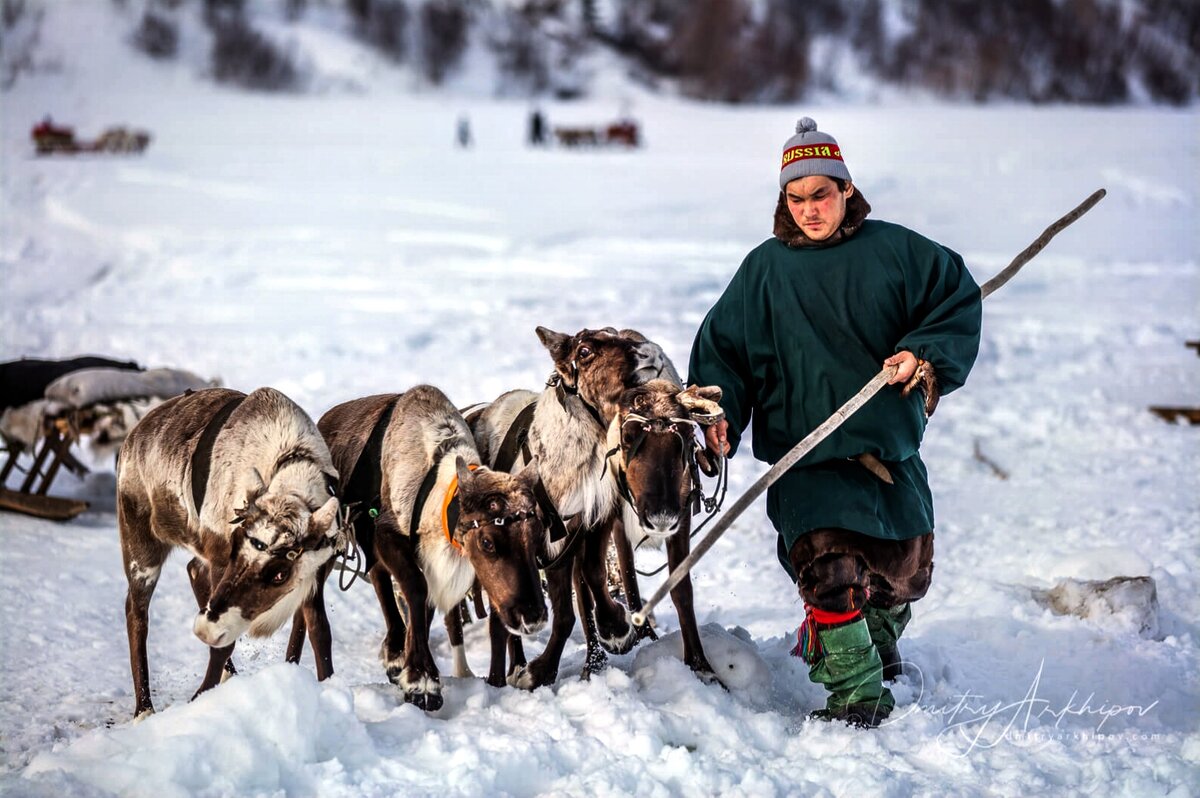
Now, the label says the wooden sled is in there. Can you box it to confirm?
[1148,341,1200,425]
[0,422,91,520]
[1,361,212,522]
[1148,406,1200,425]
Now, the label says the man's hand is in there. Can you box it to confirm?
[704,419,730,457]
[884,351,919,385]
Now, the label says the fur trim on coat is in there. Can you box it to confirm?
[773,189,872,249]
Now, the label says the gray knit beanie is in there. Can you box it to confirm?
[779,117,852,189]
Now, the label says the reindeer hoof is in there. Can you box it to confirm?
[508,662,555,690]
[379,639,404,677]
[133,706,155,723]
[508,664,533,689]
[400,670,442,711]
[405,691,444,712]
[220,659,237,683]
[633,620,658,644]
[598,607,636,655]
[690,662,726,690]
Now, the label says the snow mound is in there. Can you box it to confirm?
[1032,576,1161,638]
[24,665,372,798]
[632,623,771,699]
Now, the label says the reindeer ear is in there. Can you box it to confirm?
[516,457,540,489]
[678,385,724,425]
[455,456,476,488]
[535,327,572,366]
[311,496,340,538]
[244,467,267,508]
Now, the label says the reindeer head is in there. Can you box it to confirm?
[193,468,342,649]
[452,457,548,636]
[536,326,664,427]
[609,381,723,544]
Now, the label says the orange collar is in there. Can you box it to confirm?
[442,463,479,553]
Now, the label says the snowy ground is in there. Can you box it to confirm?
[2,5,1198,796]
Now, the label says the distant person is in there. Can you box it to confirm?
[528,108,546,146]
[688,118,982,728]
[456,114,472,149]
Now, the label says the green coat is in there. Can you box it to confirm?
[687,219,982,573]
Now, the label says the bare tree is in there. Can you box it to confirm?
[419,0,469,84]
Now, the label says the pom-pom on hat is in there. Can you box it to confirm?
[779,117,852,189]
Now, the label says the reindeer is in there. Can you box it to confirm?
[318,386,546,710]
[469,326,682,687]
[606,379,725,681]
[116,387,342,719]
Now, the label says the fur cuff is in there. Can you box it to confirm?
[901,359,940,417]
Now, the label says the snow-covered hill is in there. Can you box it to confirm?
[1,3,1198,795]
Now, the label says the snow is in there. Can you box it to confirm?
[2,3,1199,796]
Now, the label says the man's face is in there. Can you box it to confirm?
[785,175,854,242]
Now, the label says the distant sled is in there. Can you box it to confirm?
[31,118,151,156]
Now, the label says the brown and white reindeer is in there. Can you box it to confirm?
[318,386,547,711]
[116,387,343,719]
[470,326,685,688]
[606,379,726,681]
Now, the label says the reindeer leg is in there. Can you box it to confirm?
[486,611,510,688]
[509,561,574,690]
[300,560,335,680]
[120,494,169,720]
[370,563,408,683]
[193,643,236,700]
[613,517,657,642]
[666,521,717,685]
[575,553,608,680]
[374,513,442,711]
[445,606,474,678]
[471,579,488,619]
[285,610,307,664]
[581,520,634,654]
[187,557,237,680]
[508,634,527,672]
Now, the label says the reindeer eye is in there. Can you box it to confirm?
[480,536,495,554]
[264,565,290,585]
[577,345,593,362]
[249,538,268,552]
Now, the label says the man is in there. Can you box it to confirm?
[688,118,982,727]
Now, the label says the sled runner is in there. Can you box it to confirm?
[1148,340,1200,425]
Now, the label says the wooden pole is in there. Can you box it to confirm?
[632,188,1107,627]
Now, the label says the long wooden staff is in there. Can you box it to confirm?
[632,188,1107,627]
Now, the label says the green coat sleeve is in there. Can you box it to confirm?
[894,243,982,394]
[688,258,755,456]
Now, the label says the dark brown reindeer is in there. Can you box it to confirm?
[116,387,343,719]
[605,379,725,681]
[470,326,680,687]
[318,386,547,710]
